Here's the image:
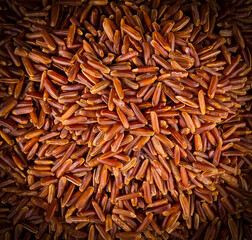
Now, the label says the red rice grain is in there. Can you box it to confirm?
[0,0,251,239]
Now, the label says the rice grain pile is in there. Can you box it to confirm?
[0,0,252,239]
